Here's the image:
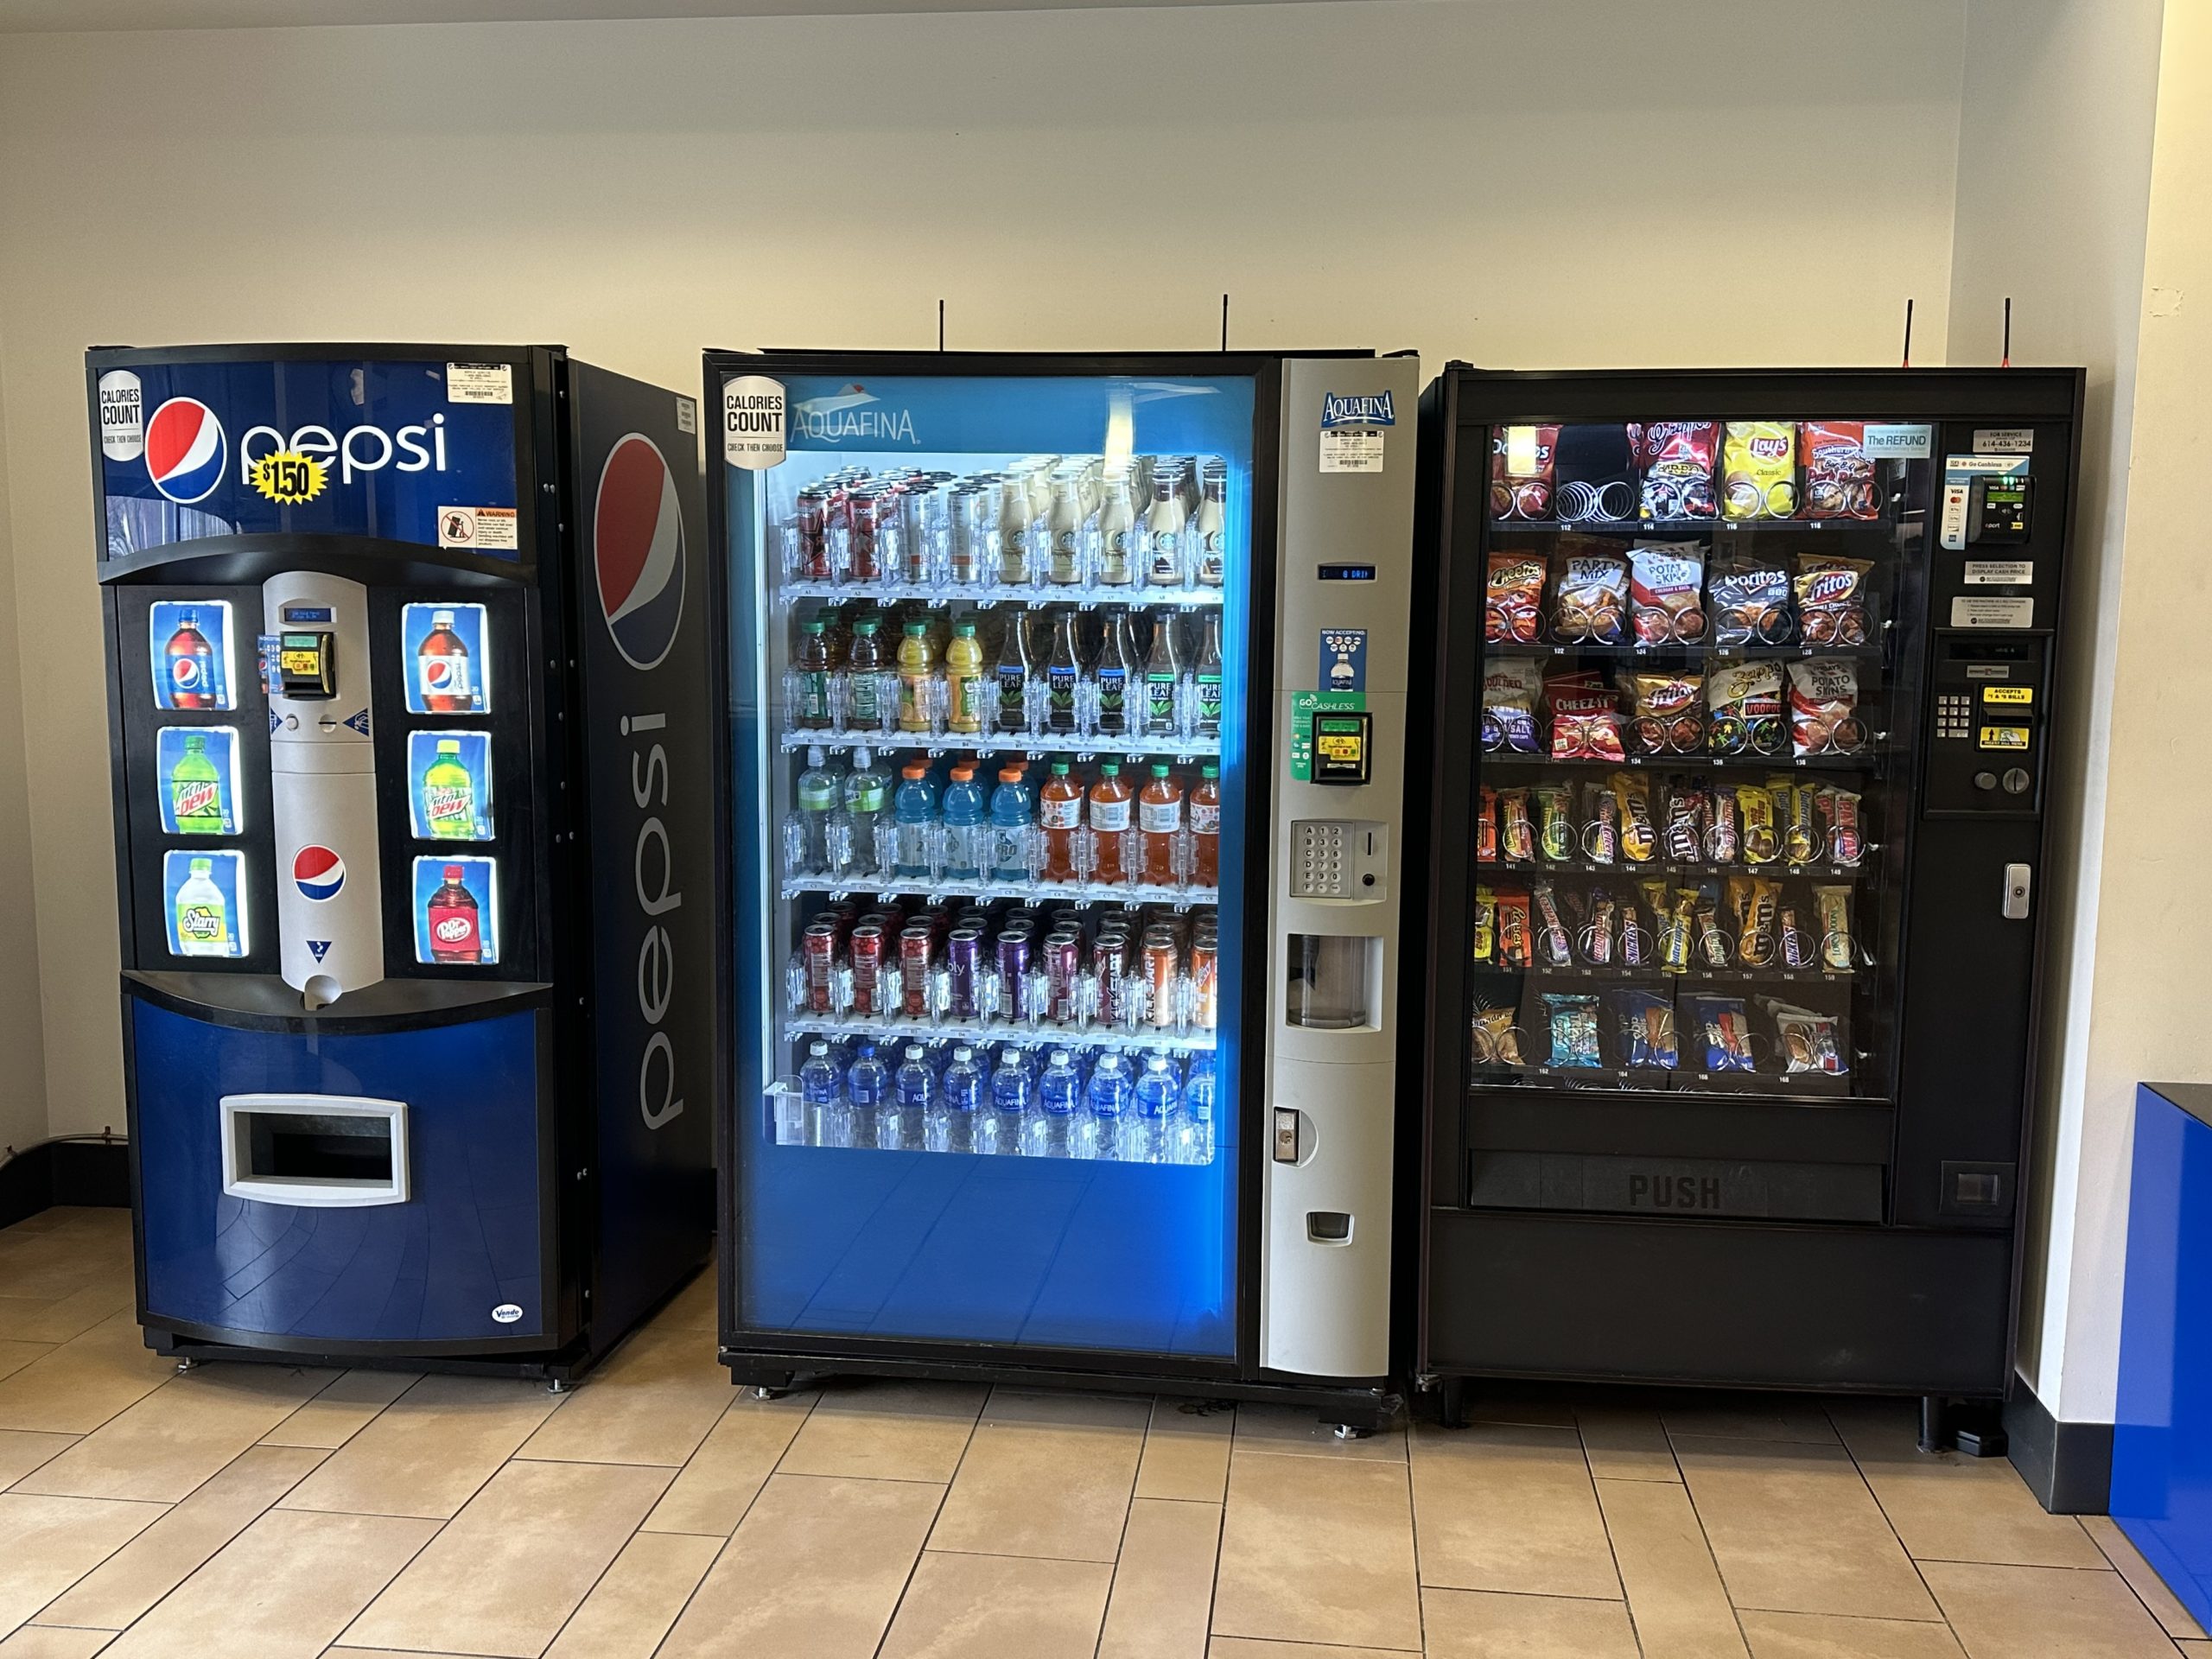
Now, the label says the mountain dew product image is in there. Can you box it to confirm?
[169,734,226,834]
[422,738,480,839]
[175,857,231,957]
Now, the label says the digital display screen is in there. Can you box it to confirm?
[1319,563,1376,582]
[282,605,334,624]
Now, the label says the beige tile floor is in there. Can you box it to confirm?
[3,1206,2209,1658]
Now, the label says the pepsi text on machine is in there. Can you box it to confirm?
[596,433,691,1133]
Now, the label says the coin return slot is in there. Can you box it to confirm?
[1307,1211,1353,1244]
[221,1093,409,1208]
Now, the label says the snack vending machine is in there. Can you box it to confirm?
[1411,367,2081,1429]
[711,350,1415,1421]
[92,343,714,1380]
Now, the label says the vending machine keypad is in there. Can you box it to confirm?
[1936,694,1973,740]
[1290,820,1389,901]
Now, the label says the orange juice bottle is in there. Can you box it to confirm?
[1088,761,1133,884]
[1139,763,1184,886]
[1039,761,1083,881]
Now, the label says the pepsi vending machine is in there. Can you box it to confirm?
[90,344,715,1380]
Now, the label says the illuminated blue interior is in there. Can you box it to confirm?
[728,372,1255,1360]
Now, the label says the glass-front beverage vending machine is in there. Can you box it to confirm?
[1410,366,2081,1441]
[91,344,715,1380]
[710,350,1417,1424]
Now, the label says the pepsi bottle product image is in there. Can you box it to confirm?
[163,608,219,709]
[417,608,474,713]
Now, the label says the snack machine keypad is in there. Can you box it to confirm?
[1936,694,1974,741]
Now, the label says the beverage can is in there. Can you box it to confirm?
[1192,939,1217,1029]
[899,924,934,1019]
[849,487,887,582]
[995,931,1032,1020]
[947,927,982,1020]
[802,921,840,1014]
[1044,929,1083,1025]
[1141,931,1179,1029]
[796,488,830,580]
[849,923,885,1016]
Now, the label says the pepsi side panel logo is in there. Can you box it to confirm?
[92,357,522,561]
[569,360,715,1335]
[594,435,686,671]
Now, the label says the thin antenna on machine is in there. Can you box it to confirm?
[2001,296,2012,368]
[938,300,946,353]
[1221,294,1230,353]
[1900,298,1915,370]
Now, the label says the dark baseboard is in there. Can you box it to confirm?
[2007,1370,2113,1513]
[0,1139,130,1231]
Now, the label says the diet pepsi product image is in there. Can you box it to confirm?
[91,343,713,1382]
[415,856,496,965]
[403,601,488,714]
[149,600,232,710]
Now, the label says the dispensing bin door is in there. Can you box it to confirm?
[219,1093,410,1208]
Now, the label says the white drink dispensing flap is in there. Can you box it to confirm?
[264,572,384,1001]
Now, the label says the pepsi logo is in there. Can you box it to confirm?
[594,434,685,671]
[170,658,206,691]
[144,398,227,505]
[292,845,346,902]
[423,658,459,690]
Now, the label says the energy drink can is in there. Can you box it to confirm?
[947,927,982,1020]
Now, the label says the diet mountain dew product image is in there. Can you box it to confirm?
[413,732,491,840]
[172,855,232,957]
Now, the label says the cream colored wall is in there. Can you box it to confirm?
[0,0,1971,1138]
[1948,0,2190,1429]
[0,334,53,1157]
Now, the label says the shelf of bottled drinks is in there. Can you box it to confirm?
[760,448,1236,1168]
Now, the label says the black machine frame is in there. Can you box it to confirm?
[1408,366,2084,1430]
[703,346,1396,1423]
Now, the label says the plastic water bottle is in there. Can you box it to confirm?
[988,1046,1032,1155]
[842,747,891,878]
[798,1039,842,1147]
[845,1039,889,1148]
[932,1045,983,1154]
[894,760,938,880]
[881,1043,931,1151]
[1130,1052,1180,1164]
[940,762,988,882]
[798,747,842,873]
[1086,1052,1134,1160]
[1029,1049,1081,1158]
[990,763,1033,881]
[1179,1051,1217,1166]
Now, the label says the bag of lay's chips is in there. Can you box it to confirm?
[1721,422,1799,520]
